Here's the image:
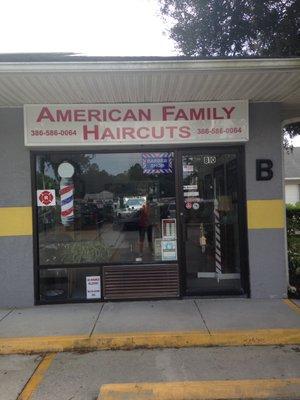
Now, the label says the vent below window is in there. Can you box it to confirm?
[103,264,180,300]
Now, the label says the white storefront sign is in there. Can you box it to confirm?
[24,101,248,147]
[86,276,101,299]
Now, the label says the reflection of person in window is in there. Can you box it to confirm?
[138,195,156,255]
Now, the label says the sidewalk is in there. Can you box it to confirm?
[0,298,300,354]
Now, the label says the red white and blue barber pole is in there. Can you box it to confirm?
[58,162,75,227]
[60,180,74,226]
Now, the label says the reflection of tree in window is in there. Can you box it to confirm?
[36,152,177,266]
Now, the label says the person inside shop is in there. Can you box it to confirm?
[138,194,158,256]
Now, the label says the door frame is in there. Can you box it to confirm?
[175,145,249,297]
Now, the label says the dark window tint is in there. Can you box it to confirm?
[36,152,177,266]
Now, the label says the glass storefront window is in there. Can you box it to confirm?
[35,152,177,266]
[39,268,101,301]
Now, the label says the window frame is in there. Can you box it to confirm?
[31,148,180,303]
[31,144,249,304]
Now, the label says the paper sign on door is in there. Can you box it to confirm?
[86,276,101,299]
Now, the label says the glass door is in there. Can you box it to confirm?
[180,149,245,295]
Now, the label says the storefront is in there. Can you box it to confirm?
[26,101,248,303]
[0,56,299,307]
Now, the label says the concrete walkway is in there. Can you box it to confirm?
[0,298,299,354]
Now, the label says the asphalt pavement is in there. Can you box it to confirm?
[1,346,300,400]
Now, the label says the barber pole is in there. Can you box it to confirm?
[214,197,222,281]
[60,180,74,226]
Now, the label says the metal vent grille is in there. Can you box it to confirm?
[103,264,180,300]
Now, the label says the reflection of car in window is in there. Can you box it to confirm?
[121,211,140,231]
[113,209,140,231]
[114,197,146,231]
[116,197,146,219]
[125,198,145,210]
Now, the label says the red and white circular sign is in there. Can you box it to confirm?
[37,190,56,206]
[185,202,192,209]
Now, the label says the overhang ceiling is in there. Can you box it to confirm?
[0,57,299,121]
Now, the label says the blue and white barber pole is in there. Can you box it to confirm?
[58,162,75,227]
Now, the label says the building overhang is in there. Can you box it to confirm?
[0,56,299,121]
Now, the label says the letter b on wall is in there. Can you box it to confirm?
[256,159,273,181]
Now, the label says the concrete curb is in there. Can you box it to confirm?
[98,378,300,400]
[0,328,300,355]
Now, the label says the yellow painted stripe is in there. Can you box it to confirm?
[0,335,89,355]
[0,201,285,234]
[17,353,56,400]
[1,328,300,355]
[247,199,285,229]
[0,207,32,236]
[209,328,300,347]
[284,299,300,315]
[99,378,300,400]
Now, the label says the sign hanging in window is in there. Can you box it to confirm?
[142,153,173,174]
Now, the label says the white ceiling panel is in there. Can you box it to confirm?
[0,58,299,121]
